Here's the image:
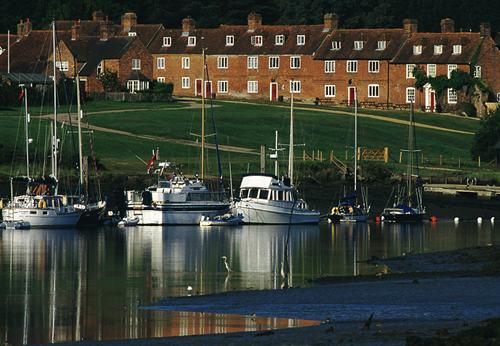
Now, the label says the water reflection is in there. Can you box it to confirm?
[0,221,497,344]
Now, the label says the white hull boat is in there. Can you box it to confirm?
[199,213,243,226]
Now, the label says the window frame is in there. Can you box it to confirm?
[181,77,190,89]
[368,84,380,98]
[275,34,284,45]
[452,44,462,55]
[324,84,336,98]
[217,55,228,69]
[434,44,443,55]
[247,80,258,94]
[368,60,380,73]
[268,56,280,69]
[290,56,301,69]
[413,45,422,55]
[217,80,228,93]
[296,34,305,46]
[132,58,141,70]
[324,60,335,73]
[354,40,364,50]
[447,88,457,104]
[156,57,165,70]
[290,80,301,94]
[225,35,234,46]
[162,36,171,47]
[406,87,416,103]
[346,60,358,73]
[447,64,457,78]
[473,65,481,78]
[376,40,387,50]
[251,35,263,46]
[427,64,437,77]
[406,64,416,79]
[157,77,165,83]
[187,36,196,47]
[247,56,258,69]
[182,57,190,69]
[331,41,341,50]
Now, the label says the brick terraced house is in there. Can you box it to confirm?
[1,12,498,115]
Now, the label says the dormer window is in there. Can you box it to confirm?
[162,37,172,47]
[251,35,263,46]
[226,35,234,46]
[453,44,462,55]
[331,41,341,50]
[275,35,284,45]
[413,45,422,55]
[376,40,387,50]
[128,32,137,37]
[296,35,305,46]
[187,36,196,47]
[354,41,364,50]
[434,45,443,55]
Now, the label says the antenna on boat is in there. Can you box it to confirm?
[201,49,206,180]
[51,19,58,193]
[288,83,294,185]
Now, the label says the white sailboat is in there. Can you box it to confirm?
[124,50,230,225]
[232,89,320,224]
[2,23,82,227]
[329,88,370,223]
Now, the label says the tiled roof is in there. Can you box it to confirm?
[150,24,331,55]
[79,37,135,76]
[63,37,100,62]
[391,32,482,64]
[314,29,406,60]
[0,34,15,49]
[126,24,164,49]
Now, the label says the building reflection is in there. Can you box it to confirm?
[0,221,496,344]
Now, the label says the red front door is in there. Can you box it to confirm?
[195,79,202,96]
[270,82,278,101]
[348,87,356,106]
[430,91,435,112]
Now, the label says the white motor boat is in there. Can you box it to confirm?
[232,174,320,224]
[199,213,243,226]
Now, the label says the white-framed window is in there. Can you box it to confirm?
[275,34,284,45]
[247,56,258,69]
[126,80,149,93]
[447,64,457,78]
[453,44,462,55]
[406,87,416,103]
[324,60,335,73]
[331,41,341,50]
[162,36,171,47]
[217,80,228,93]
[368,84,379,98]
[474,65,481,78]
[434,45,443,55]
[132,59,141,70]
[406,64,416,79]
[290,80,301,93]
[290,56,301,69]
[251,35,263,46]
[157,77,165,83]
[225,35,234,46]
[427,64,437,77]
[96,61,103,75]
[218,56,228,69]
[55,61,69,72]
[376,40,387,50]
[354,40,364,50]
[157,57,165,69]
[413,45,422,55]
[247,80,258,93]
[368,60,380,73]
[187,36,196,47]
[128,32,137,37]
[297,35,305,45]
[269,56,279,69]
[346,60,358,73]
[181,77,190,89]
[182,57,190,69]
[324,85,335,98]
[447,88,457,104]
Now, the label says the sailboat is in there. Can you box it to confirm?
[232,89,320,224]
[124,50,230,225]
[328,90,370,223]
[1,22,82,227]
[381,103,425,223]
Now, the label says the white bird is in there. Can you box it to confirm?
[477,217,483,223]
[454,217,459,223]
[187,285,193,296]
[491,217,495,224]
[221,256,232,273]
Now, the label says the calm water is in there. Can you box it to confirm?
[0,221,499,345]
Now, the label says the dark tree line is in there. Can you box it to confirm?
[1,0,498,33]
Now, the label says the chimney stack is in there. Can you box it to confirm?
[100,18,112,41]
[403,19,418,36]
[480,22,491,37]
[323,13,339,32]
[182,17,195,35]
[71,20,80,41]
[121,12,137,33]
[247,12,262,32]
[17,18,32,39]
[440,18,455,33]
[92,10,105,22]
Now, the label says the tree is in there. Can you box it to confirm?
[97,70,122,92]
[471,109,500,161]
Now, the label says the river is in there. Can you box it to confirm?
[0,221,498,345]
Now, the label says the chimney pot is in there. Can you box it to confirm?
[480,22,491,37]
[440,18,455,33]
[247,12,262,32]
[121,12,138,33]
[182,16,195,35]
[403,19,418,36]
[323,13,339,31]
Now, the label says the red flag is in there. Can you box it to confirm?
[146,152,157,173]
[19,88,25,102]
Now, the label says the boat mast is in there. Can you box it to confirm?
[407,102,414,207]
[354,87,358,192]
[7,30,10,73]
[76,73,84,197]
[275,130,279,176]
[201,49,205,180]
[22,85,30,181]
[288,86,294,185]
[51,20,58,190]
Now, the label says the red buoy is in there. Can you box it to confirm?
[430,216,438,223]
[375,215,381,223]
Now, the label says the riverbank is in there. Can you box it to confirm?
[49,245,500,346]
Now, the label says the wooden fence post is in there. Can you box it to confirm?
[384,147,389,163]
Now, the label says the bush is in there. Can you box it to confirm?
[471,108,500,160]
[360,161,392,183]
[457,102,477,117]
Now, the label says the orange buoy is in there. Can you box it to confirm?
[375,215,381,223]
[430,216,438,223]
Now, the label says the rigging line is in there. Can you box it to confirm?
[87,125,102,201]
[9,99,24,178]
[32,71,50,175]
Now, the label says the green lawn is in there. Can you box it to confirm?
[0,99,496,180]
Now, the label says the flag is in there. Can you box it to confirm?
[146,151,157,174]
[18,88,25,102]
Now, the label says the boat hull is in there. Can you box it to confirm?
[329,213,369,223]
[125,202,230,225]
[381,212,425,223]
[234,201,320,224]
[2,207,82,228]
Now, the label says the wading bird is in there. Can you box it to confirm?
[221,256,232,273]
